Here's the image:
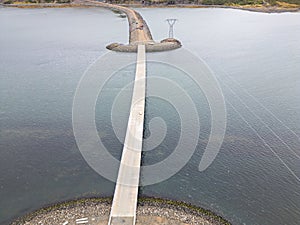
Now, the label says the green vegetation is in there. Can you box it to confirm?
[2,0,71,4]
[201,0,299,5]
[2,0,299,9]
[3,0,13,4]
[107,0,300,6]
[202,0,263,5]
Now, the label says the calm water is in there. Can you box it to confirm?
[1,6,300,225]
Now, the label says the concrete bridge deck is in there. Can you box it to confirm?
[108,45,146,225]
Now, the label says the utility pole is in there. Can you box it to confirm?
[166,18,177,39]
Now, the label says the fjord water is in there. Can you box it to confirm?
[0,6,299,225]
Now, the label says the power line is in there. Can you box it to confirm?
[166,18,177,38]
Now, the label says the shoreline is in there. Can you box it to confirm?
[120,3,300,13]
[1,2,299,13]
[10,197,231,225]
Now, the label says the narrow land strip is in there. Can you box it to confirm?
[1,1,299,13]
[78,0,181,52]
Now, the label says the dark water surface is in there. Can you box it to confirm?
[0,7,300,225]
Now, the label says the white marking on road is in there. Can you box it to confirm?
[76,221,88,224]
[76,218,88,221]
[62,222,68,225]
[76,217,89,224]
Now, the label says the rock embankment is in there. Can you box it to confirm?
[106,38,181,52]
[11,198,230,225]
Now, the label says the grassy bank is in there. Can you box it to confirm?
[1,0,299,12]
[1,0,71,4]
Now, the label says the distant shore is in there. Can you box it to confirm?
[121,2,300,13]
[1,1,299,13]
[11,197,231,225]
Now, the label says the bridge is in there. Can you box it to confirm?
[108,44,146,225]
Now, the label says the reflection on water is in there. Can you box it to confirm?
[0,7,300,225]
